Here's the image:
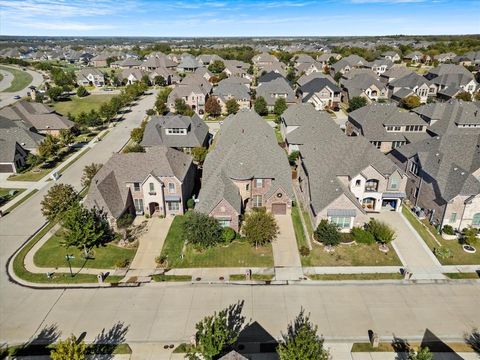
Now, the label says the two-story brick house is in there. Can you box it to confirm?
[196,110,293,231]
[84,146,195,228]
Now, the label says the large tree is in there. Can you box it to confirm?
[58,129,74,148]
[348,96,368,112]
[50,334,86,360]
[455,91,472,101]
[62,203,112,255]
[254,96,268,116]
[46,86,63,101]
[175,99,195,116]
[38,134,60,159]
[76,86,88,98]
[182,211,223,248]
[225,98,240,115]
[243,207,278,247]
[400,95,421,110]
[192,147,208,164]
[274,97,288,116]
[205,96,222,117]
[81,163,102,188]
[277,309,329,360]
[99,102,116,123]
[187,302,246,360]
[41,184,78,221]
[208,60,225,74]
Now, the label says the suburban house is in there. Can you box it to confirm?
[140,113,209,153]
[120,68,146,85]
[176,56,201,73]
[425,64,477,98]
[212,80,251,113]
[167,84,209,116]
[346,103,430,153]
[223,60,251,79]
[330,54,367,74]
[141,56,176,71]
[297,72,335,87]
[76,68,105,87]
[283,104,407,231]
[380,51,401,62]
[252,52,279,68]
[148,67,176,85]
[196,110,294,231]
[111,58,142,69]
[390,134,480,231]
[259,62,287,77]
[380,65,413,84]
[0,101,75,136]
[90,54,108,67]
[297,77,341,111]
[84,146,195,227]
[403,51,426,63]
[196,54,223,66]
[364,59,394,75]
[317,53,341,65]
[434,53,457,63]
[256,77,297,112]
[388,72,437,103]
[0,138,28,174]
[341,73,388,102]
[194,67,213,82]
[412,100,480,136]
[295,61,323,76]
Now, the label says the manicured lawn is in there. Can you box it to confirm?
[0,65,33,92]
[444,272,480,279]
[160,216,274,268]
[402,206,480,265]
[230,274,274,281]
[308,273,403,281]
[53,94,114,117]
[152,274,192,282]
[4,189,38,214]
[8,168,50,182]
[0,188,26,207]
[291,204,307,249]
[302,242,402,267]
[34,228,137,270]
[351,342,474,353]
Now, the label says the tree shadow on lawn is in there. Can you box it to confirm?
[11,323,61,356]
[89,321,130,359]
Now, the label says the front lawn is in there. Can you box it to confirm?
[0,65,33,92]
[302,242,402,267]
[0,188,26,206]
[402,206,480,265]
[291,204,308,249]
[308,273,403,280]
[53,94,114,117]
[34,229,136,269]
[160,216,274,268]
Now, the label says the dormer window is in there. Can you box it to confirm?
[385,125,401,132]
[168,182,175,193]
[166,128,187,135]
[133,182,140,191]
[355,179,361,187]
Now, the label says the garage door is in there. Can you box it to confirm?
[272,203,286,215]
[0,164,14,173]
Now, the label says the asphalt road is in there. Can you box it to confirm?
[0,91,479,346]
[0,65,44,108]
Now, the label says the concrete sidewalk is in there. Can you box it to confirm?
[372,211,445,280]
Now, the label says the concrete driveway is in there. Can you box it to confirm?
[273,213,303,280]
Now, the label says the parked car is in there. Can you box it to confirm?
[13,95,21,99]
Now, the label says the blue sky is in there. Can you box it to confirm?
[0,0,479,37]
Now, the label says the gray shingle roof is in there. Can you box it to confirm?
[299,77,341,102]
[141,114,208,148]
[0,116,44,150]
[297,72,335,87]
[256,78,296,106]
[196,110,293,215]
[213,81,250,102]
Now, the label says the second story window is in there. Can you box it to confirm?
[133,182,140,191]
[255,179,264,188]
[365,179,379,192]
[168,183,175,193]
[252,195,262,207]
[409,161,420,176]
[388,175,400,190]
[149,183,155,194]
[355,179,361,187]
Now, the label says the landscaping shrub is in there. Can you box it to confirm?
[434,247,452,259]
[366,219,396,244]
[243,207,279,247]
[299,246,310,256]
[462,227,478,245]
[442,225,455,235]
[222,227,236,244]
[314,219,340,247]
[115,258,130,268]
[117,213,134,229]
[186,198,195,209]
[182,211,223,248]
[351,226,375,244]
[340,232,354,243]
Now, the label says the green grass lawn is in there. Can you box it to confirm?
[0,65,33,92]
[0,188,26,206]
[351,341,474,353]
[302,242,402,267]
[291,205,307,249]
[152,274,192,282]
[8,168,51,182]
[53,94,114,117]
[402,206,480,265]
[308,273,403,280]
[445,272,480,279]
[230,274,274,281]
[34,228,137,269]
[0,73,3,82]
[160,216,274,268]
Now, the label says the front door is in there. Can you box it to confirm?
[149,202,160,215]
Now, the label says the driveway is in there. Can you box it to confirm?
[273,213,303,280]
[129,216,173,274]
[372,211,444,280]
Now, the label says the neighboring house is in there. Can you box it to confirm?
[403,51,425,63]
[84,146,195,227]
[111,58,142,69]
[76,68,105,87]
[0,116,44,156]
[177,56,201,73]
[297,77,341,110]
[453,51,480,66]
[297,72,335,87]
[196,54,223,66]
[341,73,388,102]
[380,51,401,62]
[330,54,367,74]
[434,53,457,63]
[167,84,209,116]
[346,103,430,153]
[380,65,413,84]
[295,61,324,76]
[294,54,315,67]
[219,75,251,89]
[412,100,480,136]
[0,138,28,173]
[425,64,477,98]
[223,60,251,79]
[283,104,406,231]
[148,67,176,85]
[317,53,341,65]
[194,67,213,82]
[258,62,287,77]
[90,54,108,67]
[364,59,394,75]
[141,113,209,153]
[212,80,251,113]
[180,73,213,93]
[252,52,279,68]
[0,101,74,137]
[196,110,294,231]
[141,56,176,71]
[389,72,437,103]
[120,69,146,85]
[390,134,480,231]
[256,77,296,111]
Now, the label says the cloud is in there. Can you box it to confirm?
[25,21,117,31]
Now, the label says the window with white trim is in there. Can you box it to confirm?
[449,213,457,223]
[252,195,262,207]
[254,179,264,188]
[168,182,175,193]
[167,201,180,211]
[133,182,140,191]
[409,161,420,175]
[218,219,231,228]
[134,199,144,214]
[330,216,351,229]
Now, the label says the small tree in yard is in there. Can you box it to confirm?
[366,219,396,245]
[243,207,279,247]
[182,211,223,248]
[400,95,421,109]
[348,96,368,112]
[314,219,340,247]
[38,134,60,159]
[99,102,116,123]
[334,71,342,83]
[76,86,88,98]
[62,202,112,256]
[277,309,329,360]
[205,96,222,117]
[50,334,86,360]
[274,97,288,117]
[288,150,299,166]
[123,143,145,153]
[225,98,240,115]
[41,184,78,221]
[81,163,102,188]
[409,347,433,360]
[130,127,144,143]
[208,60,226,74]
[192,147,208,164]
[455,91,472,101]
[46,86,63,101]
[59,129,74,147]
[175,98,195,116]
[153,75,166,86]
[254,96,268,116]
[187,302,246,360]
